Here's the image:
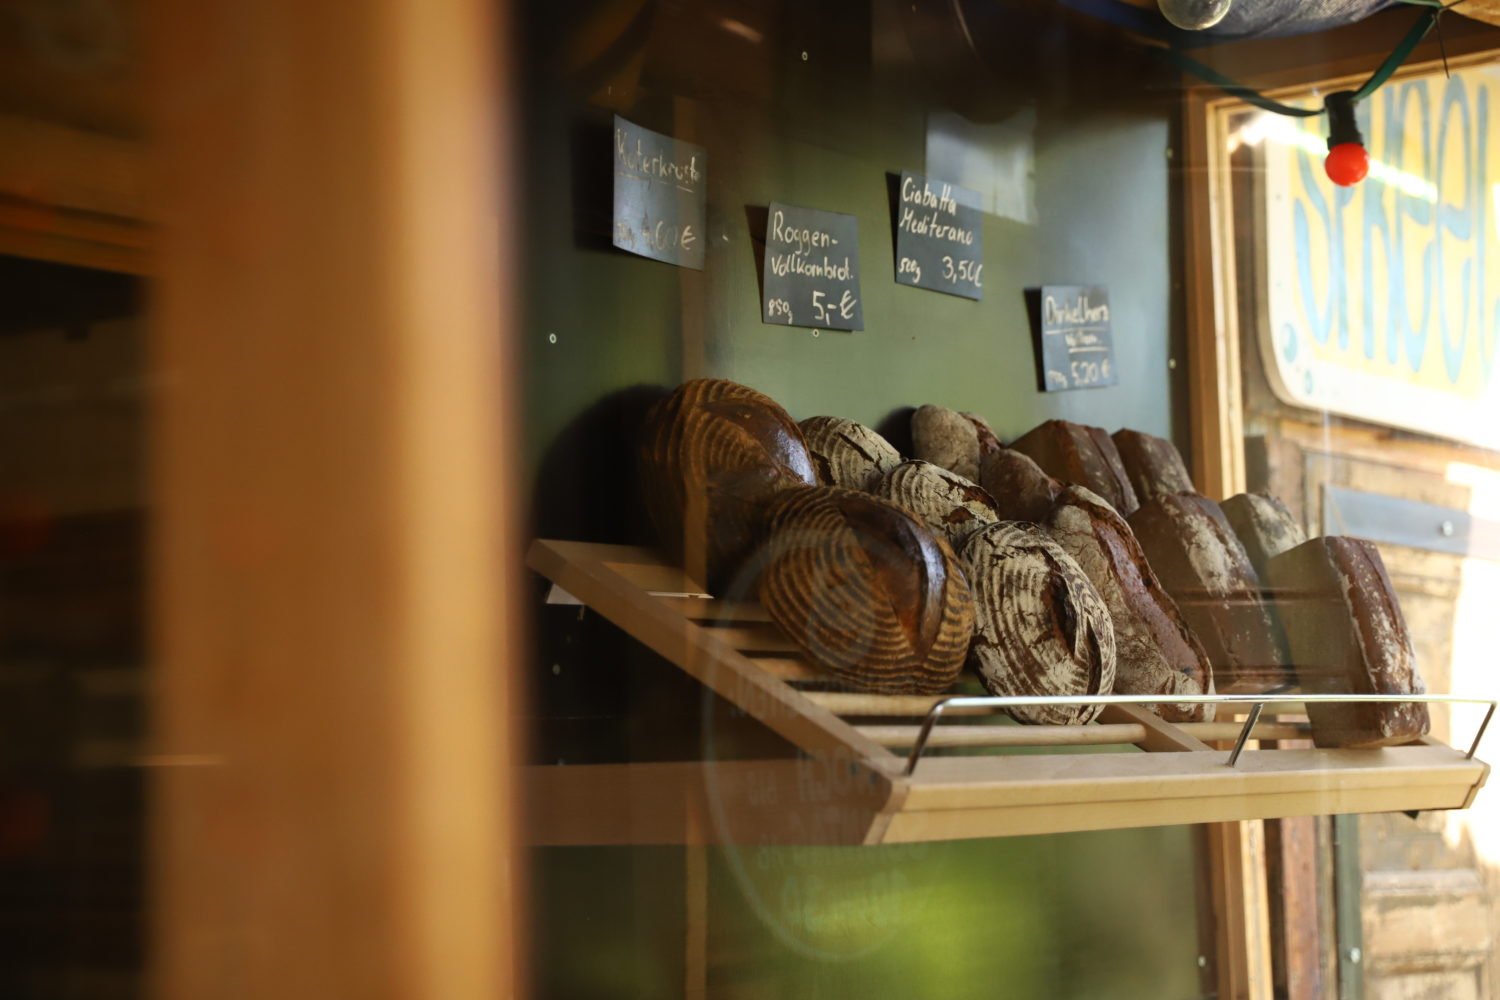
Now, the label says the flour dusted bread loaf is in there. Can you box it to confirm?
[1047,487,1215,722]
[799,416,901,492]
[1268,537,1429,748]
[1111,429,1195,502]
[759,486,974,694]
[978,448,1062,523]
[961,522,1115,725]
[1010,419,1140,516]
[911,404,981,480]
[963,412,1004,465]
[1221,493,1306,582]
[876,460,1000,549]
[641,378,817,591]
[1127,493,1289,687]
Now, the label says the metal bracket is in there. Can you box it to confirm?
[903,692,1499,777]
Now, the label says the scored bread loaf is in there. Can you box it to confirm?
[1046,487,1214,722]
[1127,492,1289,687]
[961,522,1116,726]
[1221,492,1306,582]
[640,378,817,591]
[799,416,902,492]
[1111,429,1195,502]
[759,486,975,695]
[911,404,982,480]
[1268,537,1428,748]
[979,447,1062,523]
[1010,419,1140,516]
[876,460,1001,550]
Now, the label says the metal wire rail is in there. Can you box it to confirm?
[903,693,1499,777]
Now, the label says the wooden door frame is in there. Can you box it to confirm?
[146,1,522,998]
[1177,12,1500,999]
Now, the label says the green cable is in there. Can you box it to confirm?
[1164,6,1441,118]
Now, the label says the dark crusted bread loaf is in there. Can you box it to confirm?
[1047,486,1215,722]
[1111,429,1195,502]
[641,378,817,591]
[876,460,1001,550]
[1127,492,1289,687]
[961,521,1116,726]
[1010,419,1140,516]
[978,447,1062,523]
[1221,493,1306,583]
[799,416,901,492]
[1267,536,1429,748]
[911,404,982,480]
[759,486,974,694]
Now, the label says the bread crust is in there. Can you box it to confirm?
[760,486,974,694]
[1048,486,1214,721]
[961,521,1116,726]
[1127,492,1289,687]
[1268,536,1429,748]
[876,460,1001,550]
[799,416,901,492]
[978,448,1061,523]
[1010,419,1140,516]
[1111,428,1194,502]
[641,378,817,591]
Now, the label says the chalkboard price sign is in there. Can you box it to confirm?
[761,202,863,332]
[612,116,707,270]
[1032,285,1118,392]
[894,172,983,301]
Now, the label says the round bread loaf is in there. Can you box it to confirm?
[961,522,1116,725]
[641,378,817,591]
[876,460,1000,550]
[1047,486,1214,722]
[759,486,975,694]
[911,404,981,480]
[799,416,902,492]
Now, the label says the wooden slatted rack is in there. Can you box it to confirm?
[524,539,1490,846]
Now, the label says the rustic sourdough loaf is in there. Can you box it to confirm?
[1127,492,1289,687]
[978,447,1062,523]
[1221,492,1306,583]
[1111,428,1195,502]
[1047,486,1215,721]
[911,404,982,480]
[876,460,1001,550]
[961,521,1116,726]
[759,485,974,694]
[1268,536,1429,748]
[1010,419,1140,516]
[640,378,816,591]
[798,416,901,492]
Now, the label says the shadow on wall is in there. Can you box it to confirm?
[530,383,671,550]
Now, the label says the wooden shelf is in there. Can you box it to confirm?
[525,539,1490,846]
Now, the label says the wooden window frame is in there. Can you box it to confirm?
[1178,13,1500,1000]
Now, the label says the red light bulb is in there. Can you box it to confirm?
[1325,142,1369,187]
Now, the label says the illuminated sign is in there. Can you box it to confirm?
[1259,65,1500,449]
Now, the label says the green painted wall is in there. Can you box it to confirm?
[520,4,1203,998]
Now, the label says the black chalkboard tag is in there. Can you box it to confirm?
[1030,285,1118,392]
[893,172,983,300]
[611,115,706,270]
[761,202,863,332]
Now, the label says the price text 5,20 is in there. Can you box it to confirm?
[1069,357,1113,386]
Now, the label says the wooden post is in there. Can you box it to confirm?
[146,1,519,998]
